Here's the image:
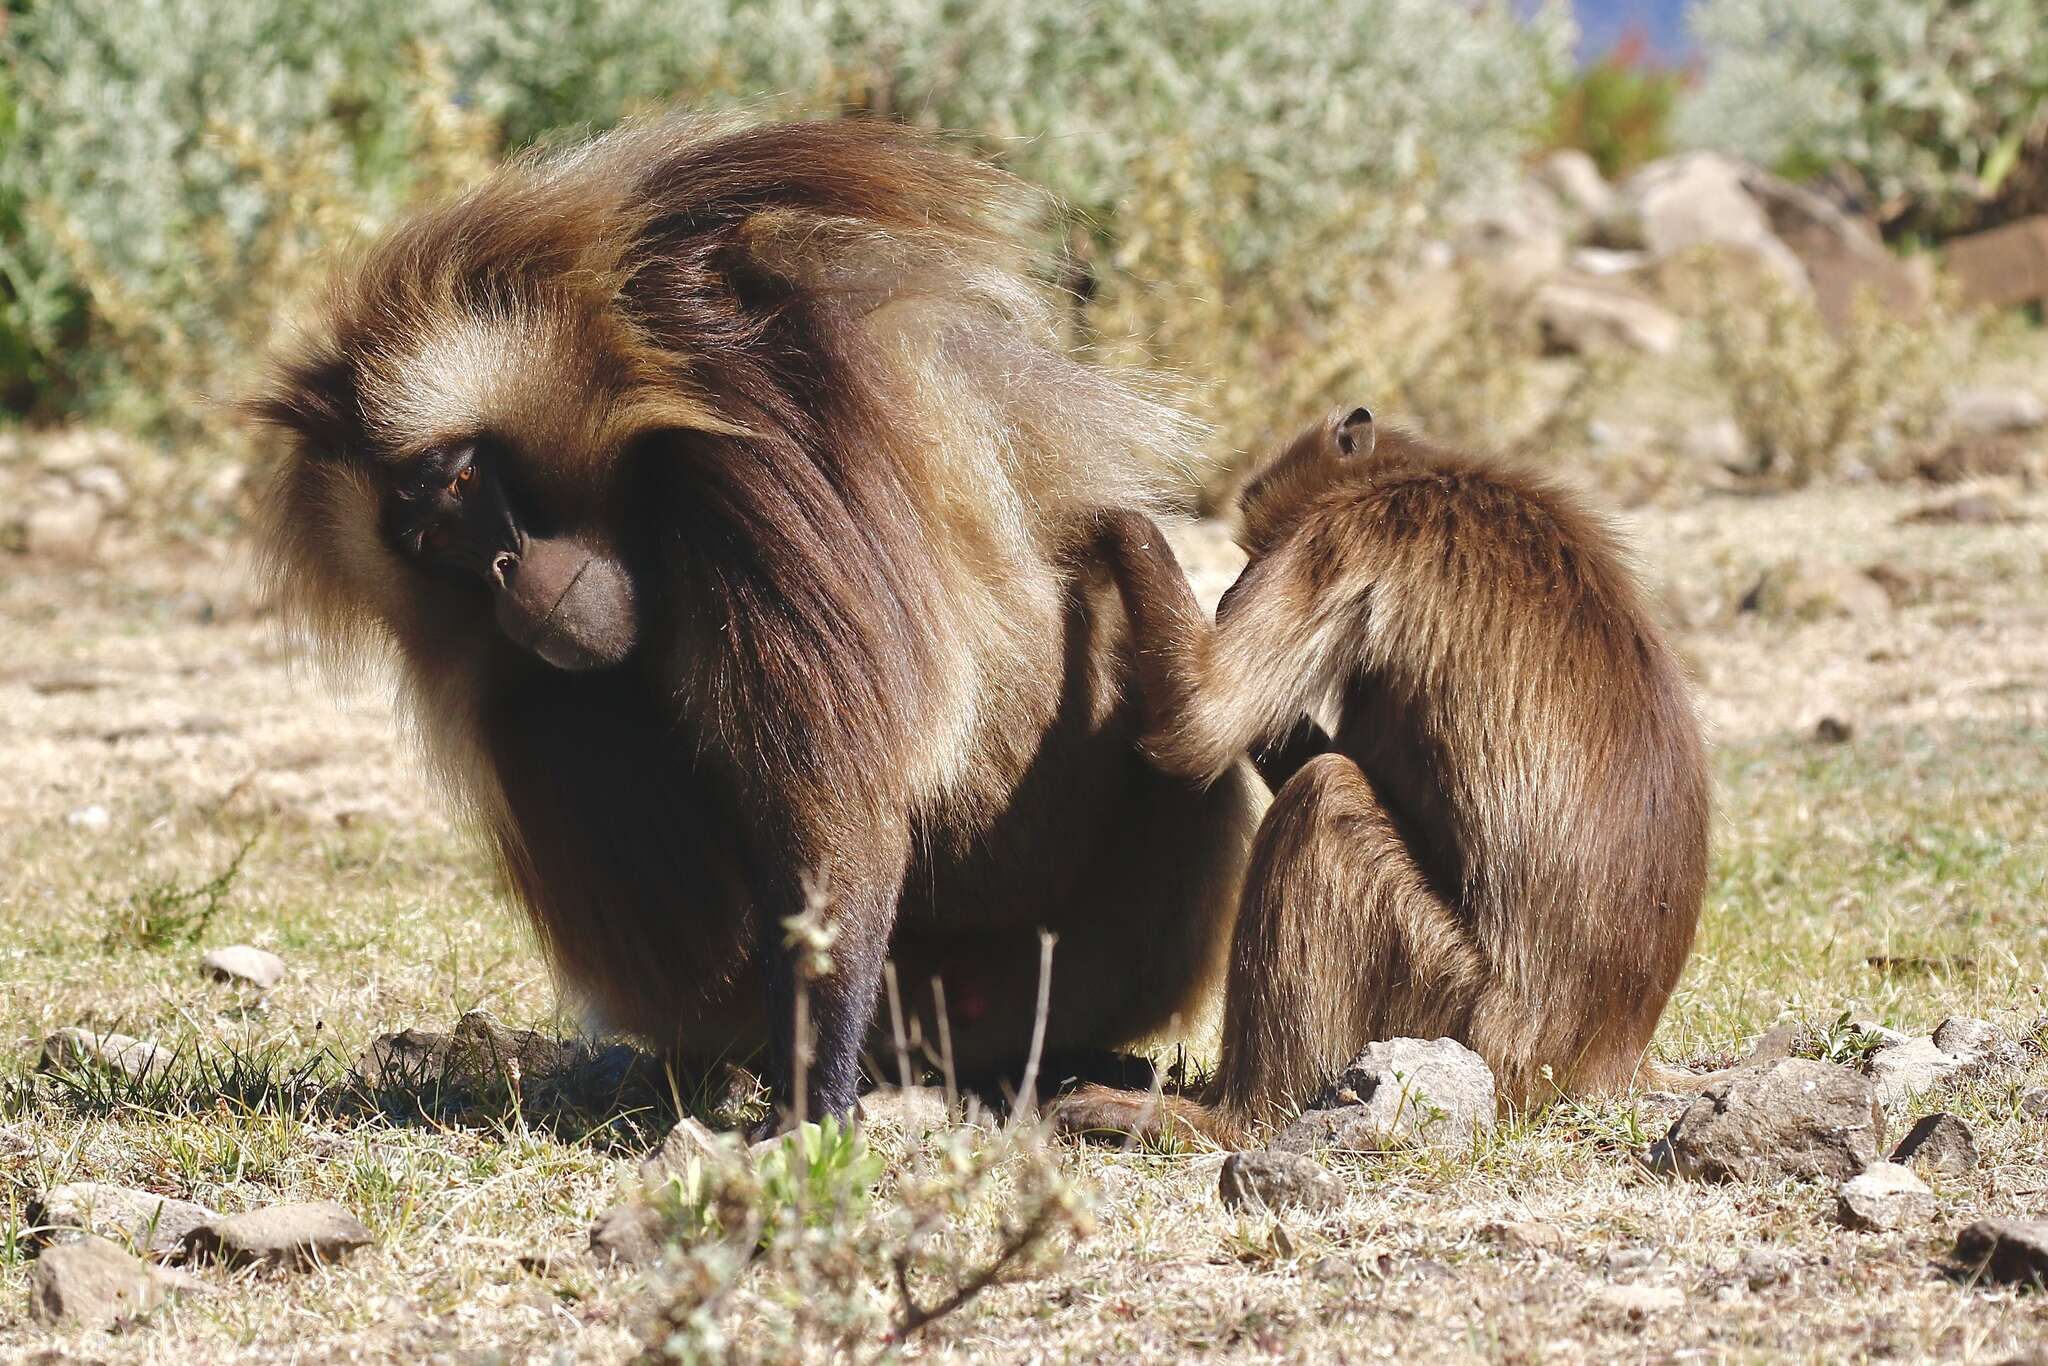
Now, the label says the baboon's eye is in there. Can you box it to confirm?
[448,464,475,497]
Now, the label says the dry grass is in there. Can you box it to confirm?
[1,460,2046,1361]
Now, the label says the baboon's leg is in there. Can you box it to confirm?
[1209,752,1485,1134]
[1058,752,1485,1146]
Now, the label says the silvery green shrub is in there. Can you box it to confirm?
[1681,0,2048,235]
[3,0,1569,435]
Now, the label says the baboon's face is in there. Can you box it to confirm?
[376,434,637,673]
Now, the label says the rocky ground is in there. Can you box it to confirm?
[1,403,2045,1359]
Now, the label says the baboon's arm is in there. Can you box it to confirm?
[1093,510,1353,785]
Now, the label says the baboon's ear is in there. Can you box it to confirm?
[1331,406,1375,459]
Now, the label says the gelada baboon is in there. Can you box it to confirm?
[1058,407,1710,1144]
[249,115,1259,1124]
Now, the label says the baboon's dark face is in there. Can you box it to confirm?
[378,435,637,672]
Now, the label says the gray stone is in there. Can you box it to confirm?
[1455,181,1568,297]
[201,944,286,991]
[1217,1150,1343,1214]
[1931,1017,2024,1073]
[1889,1113,1979,1176]
[1274,1038,1496,1154]
[26,1236,169,1329]
[24,495,104,559]
[1625,152,1808,294]
[1535,149,1616,221]
[1594,1283,1686,1317]
[1952,1219,2048,1286]
[1647,1058,1885,1183]
[1568,246,1647,277]
[1681,417,1749,468]
[70,465,130,511]
[182,1201,371,1270]
[1868,1037,1965,1105]
[1736,1247,1799,1290]
[589,1200,666,1267]
[353,1010,576,1093]
[1484,1220,1566,1253]
[857,1085,951,1137]
[64,804,111,831]
[638,1116,739,1185]
[1738,561,1892,622]
[1835,1161,1936,1231]
[30,1183,216,1257]
[1902,494,2029,527]
[2021,1088,2048,1120]
[1535,280,1681,355]
[38,1028,168,1084]
[1948,388,2047,437]
[1738,167,1929,329]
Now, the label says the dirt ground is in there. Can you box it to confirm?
[1,449,2044,1361]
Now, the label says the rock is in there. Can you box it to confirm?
[1909,435,2037,485]
[1736,1247,1799,1290]
[1535,149,1615,221]
[1631,1089,1693,1134]
[26,1237,170,1329]
[182,1201,371,1270]
[70,465,130,511]
[30,1183,217,1257]
[1455,181,1568,297]
[1901,495,2029,526]
[2021,1088,2048,1120]
[1868,1037,1966,1105]
[1593,1283,1686,1317]
[1931,1017,2024,1073]
[38,1028,168,1084]
[1738,561,1892,622]
[1835,1161,1936,1231]
[589,1200,667,1267]
[65,804,111,831]
[638,1117,738,1185]
[1948,388,2047,437]
[857,1085,951,1137]
[1484,1220,1566,1254]
[24,495,104,560]
[1603,1246,1658,1274]
[1680,417,1748,467]
[355,1010,571,1093]
[1951,1219,2048,1287]
[1625,153,1808,294]
[1647,1058,1885,1183]
[1738,167,1929,329]
[1273,1038,1496,1154]
[1813,717,1854,744]
[201,944,286,990]
[1889,1113,1978,1176]
[1568,246,1647,277]
[1217,1150,1343,1214]
[1534,280,1681,355]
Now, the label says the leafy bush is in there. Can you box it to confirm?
[5,0,1572,456]
[1681,0,2048,239]
[1546,36,1685,179]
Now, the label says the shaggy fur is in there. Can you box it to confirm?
[249,115,1257,1120]
[1061,410,1711,1142]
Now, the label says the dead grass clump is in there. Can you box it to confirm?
[1700,268,1979,487]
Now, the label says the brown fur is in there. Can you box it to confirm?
[1060,408,1710,1144]
[248,114,1258,1122]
